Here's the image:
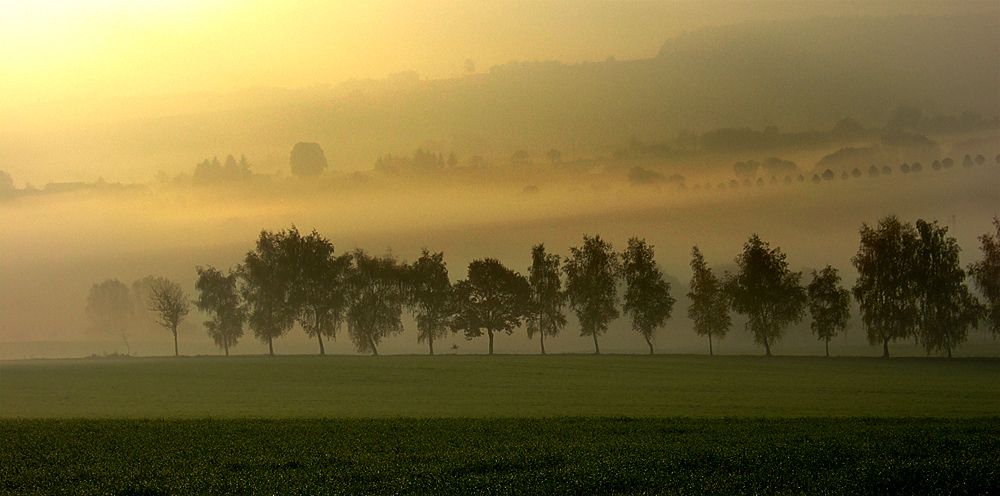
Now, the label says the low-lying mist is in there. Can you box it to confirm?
[2,155,997,359]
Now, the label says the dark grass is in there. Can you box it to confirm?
[2,418,998,495]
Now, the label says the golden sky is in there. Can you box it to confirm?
[2,0,982,106]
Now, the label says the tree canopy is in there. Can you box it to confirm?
[726,235,806,356]
[85,279,135,355]
[408,249,456,355]
[969,217,1000,337]
[195,266,244,356]
[851,216,919,357]
[913,220,980,357]
[147,277,191,357]
[526,244,567,355]
[452,258,530,355]
[807,266,851,357]
[345,250,408,355]
[687,246,731,355]
[239,228,302,355]
[564,235,620,354]
[621,238,675,355]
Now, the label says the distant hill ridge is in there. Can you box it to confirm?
[6,13,998,179]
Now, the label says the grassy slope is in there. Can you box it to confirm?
[3,355,997,418]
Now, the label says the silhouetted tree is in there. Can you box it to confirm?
[851,168,862,178]
[239,228,300,355]
[526,244,566,355]
[195,266,244,355]
[687,246,730,355]
[621,238,675,354]
[147,278,191,356]
[932,159,942,170]
[881,165,892,175]
[290,142,328,177]
[564,235,620,354]
[291,230,352,355]
[452,258,530,355]
[942,157,954,169]
[911,162,923,172]
[851,216,919,357]
[725,235,806,356]
[408,249,455,355]
[962,155,974,168]
[975,154,986,165]
[86,279,134,355]
[345,250,408,355]
[447,152,458,168]
[913,219,980,357]
[821,169,835,181]
[969,217,1000,337]
[868,165,880,177]
[807,266,851,357]
[900,163,911,173]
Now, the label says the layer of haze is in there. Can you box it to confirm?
[1,0,999,359]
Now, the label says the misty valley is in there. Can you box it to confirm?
[2,4,999,495]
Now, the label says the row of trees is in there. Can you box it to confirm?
[87,218,999,357]
[191,229,677,356]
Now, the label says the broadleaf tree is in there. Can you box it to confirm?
[345,249,408,355]
[807,266,851,357]
[408,249,455,355]
[147,277,191,357]
[452,258,530,355]
[194,266,244,356]
[621,238,675,354]
[526,244,566,355]
[913,219,980,357]
[564,235,620,354]
[290,229,352,355]
[238,227,300,355]
[969,217,1000,337]
[85,279,134,355]
[851,216,919,357]
[687,246,731,355]
[725,234,807,356]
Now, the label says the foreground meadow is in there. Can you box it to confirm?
[3,355,998,418]
[2,418,998,495]
[2,355,998,494]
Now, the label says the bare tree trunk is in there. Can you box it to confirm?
[429,334,434,356]
[268,337,274,356]
[224,342,229,356]
[540,332,546,355]
[488,329,494,355]
[173,326,178,357]
[825,338,829,357]
[709,335,713,356]
[317,333,325,356]
[882,338,889,358]
[764,340,771,356]
[369,335,378,356]
[645,335,653,355]
[593,333,600,355]
[946,334,952,358]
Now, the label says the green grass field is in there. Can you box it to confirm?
[3,418,998,495]
[2,355,998,494]
[2,355,998,418]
